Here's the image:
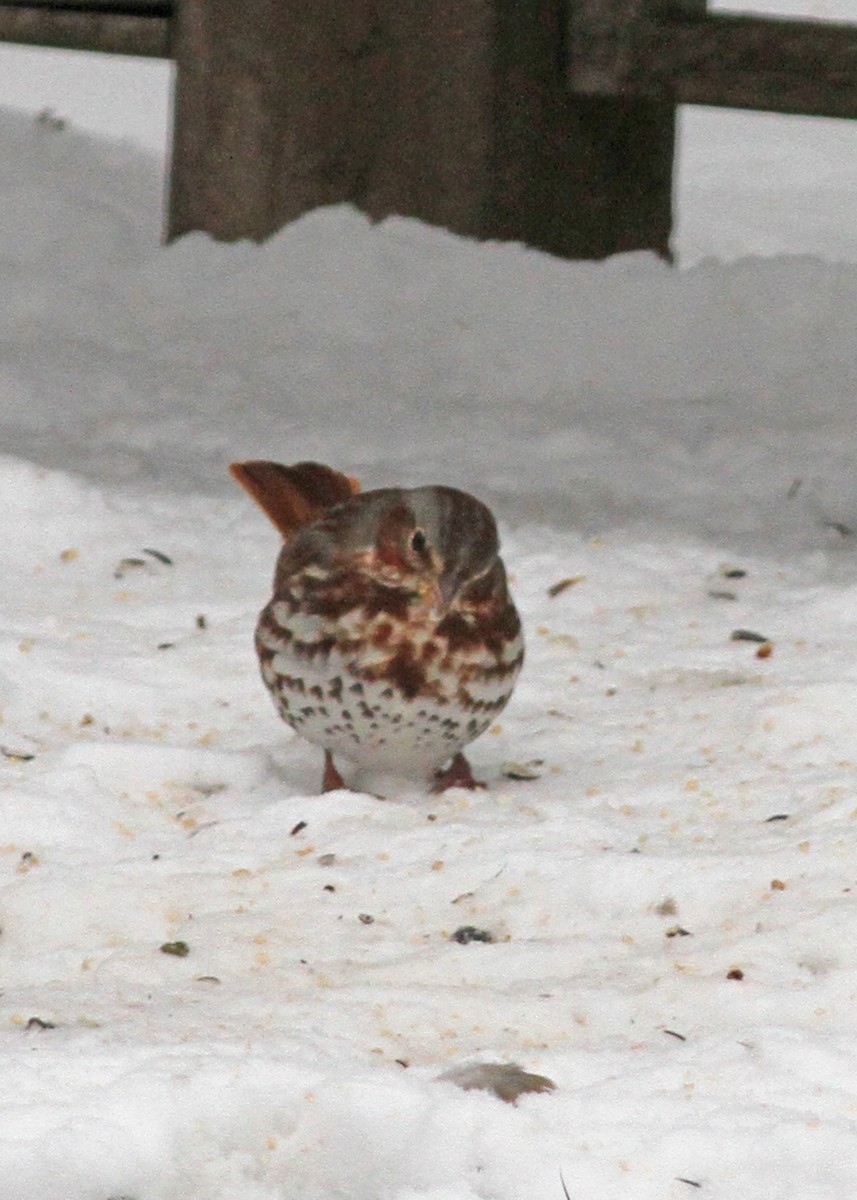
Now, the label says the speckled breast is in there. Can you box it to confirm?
[255,595,523,776]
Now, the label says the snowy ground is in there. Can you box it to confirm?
[3,60,857,1199]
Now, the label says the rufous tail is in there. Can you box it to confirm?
[230,460,360,539]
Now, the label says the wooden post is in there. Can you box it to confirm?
[167,0,675,259]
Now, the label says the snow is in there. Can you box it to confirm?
[3,75,857,1198]
[0,41,171,154]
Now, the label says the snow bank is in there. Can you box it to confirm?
[3,108,857,556]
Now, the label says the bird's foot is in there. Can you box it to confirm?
[322,750,347,793]
[430,752,486,793]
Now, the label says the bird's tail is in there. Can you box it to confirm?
[230,460,360,539]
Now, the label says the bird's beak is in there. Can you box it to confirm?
[420,571,458,614]
[437,568,461,611]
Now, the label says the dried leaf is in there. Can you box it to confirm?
[439,1061,556,1103]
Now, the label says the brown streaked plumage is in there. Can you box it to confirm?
[231,460,524,793]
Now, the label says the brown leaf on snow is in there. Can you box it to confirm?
[439,1062,556,1103]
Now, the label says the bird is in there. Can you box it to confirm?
[230,460,524,794]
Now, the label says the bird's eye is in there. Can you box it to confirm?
[410,529,428,555]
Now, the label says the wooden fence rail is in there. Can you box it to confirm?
[568,1,857,120]
[0,0,855,258]
[0,0,169,55]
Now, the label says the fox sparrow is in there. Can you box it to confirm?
[230,460,524,793]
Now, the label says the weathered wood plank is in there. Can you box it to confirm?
[0,1,170,12]
[168,0,675,258]
[0,4,170,55]
[569,9,857,120]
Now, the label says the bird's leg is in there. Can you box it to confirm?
[322,750,347,793]
[431,751,486,793]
